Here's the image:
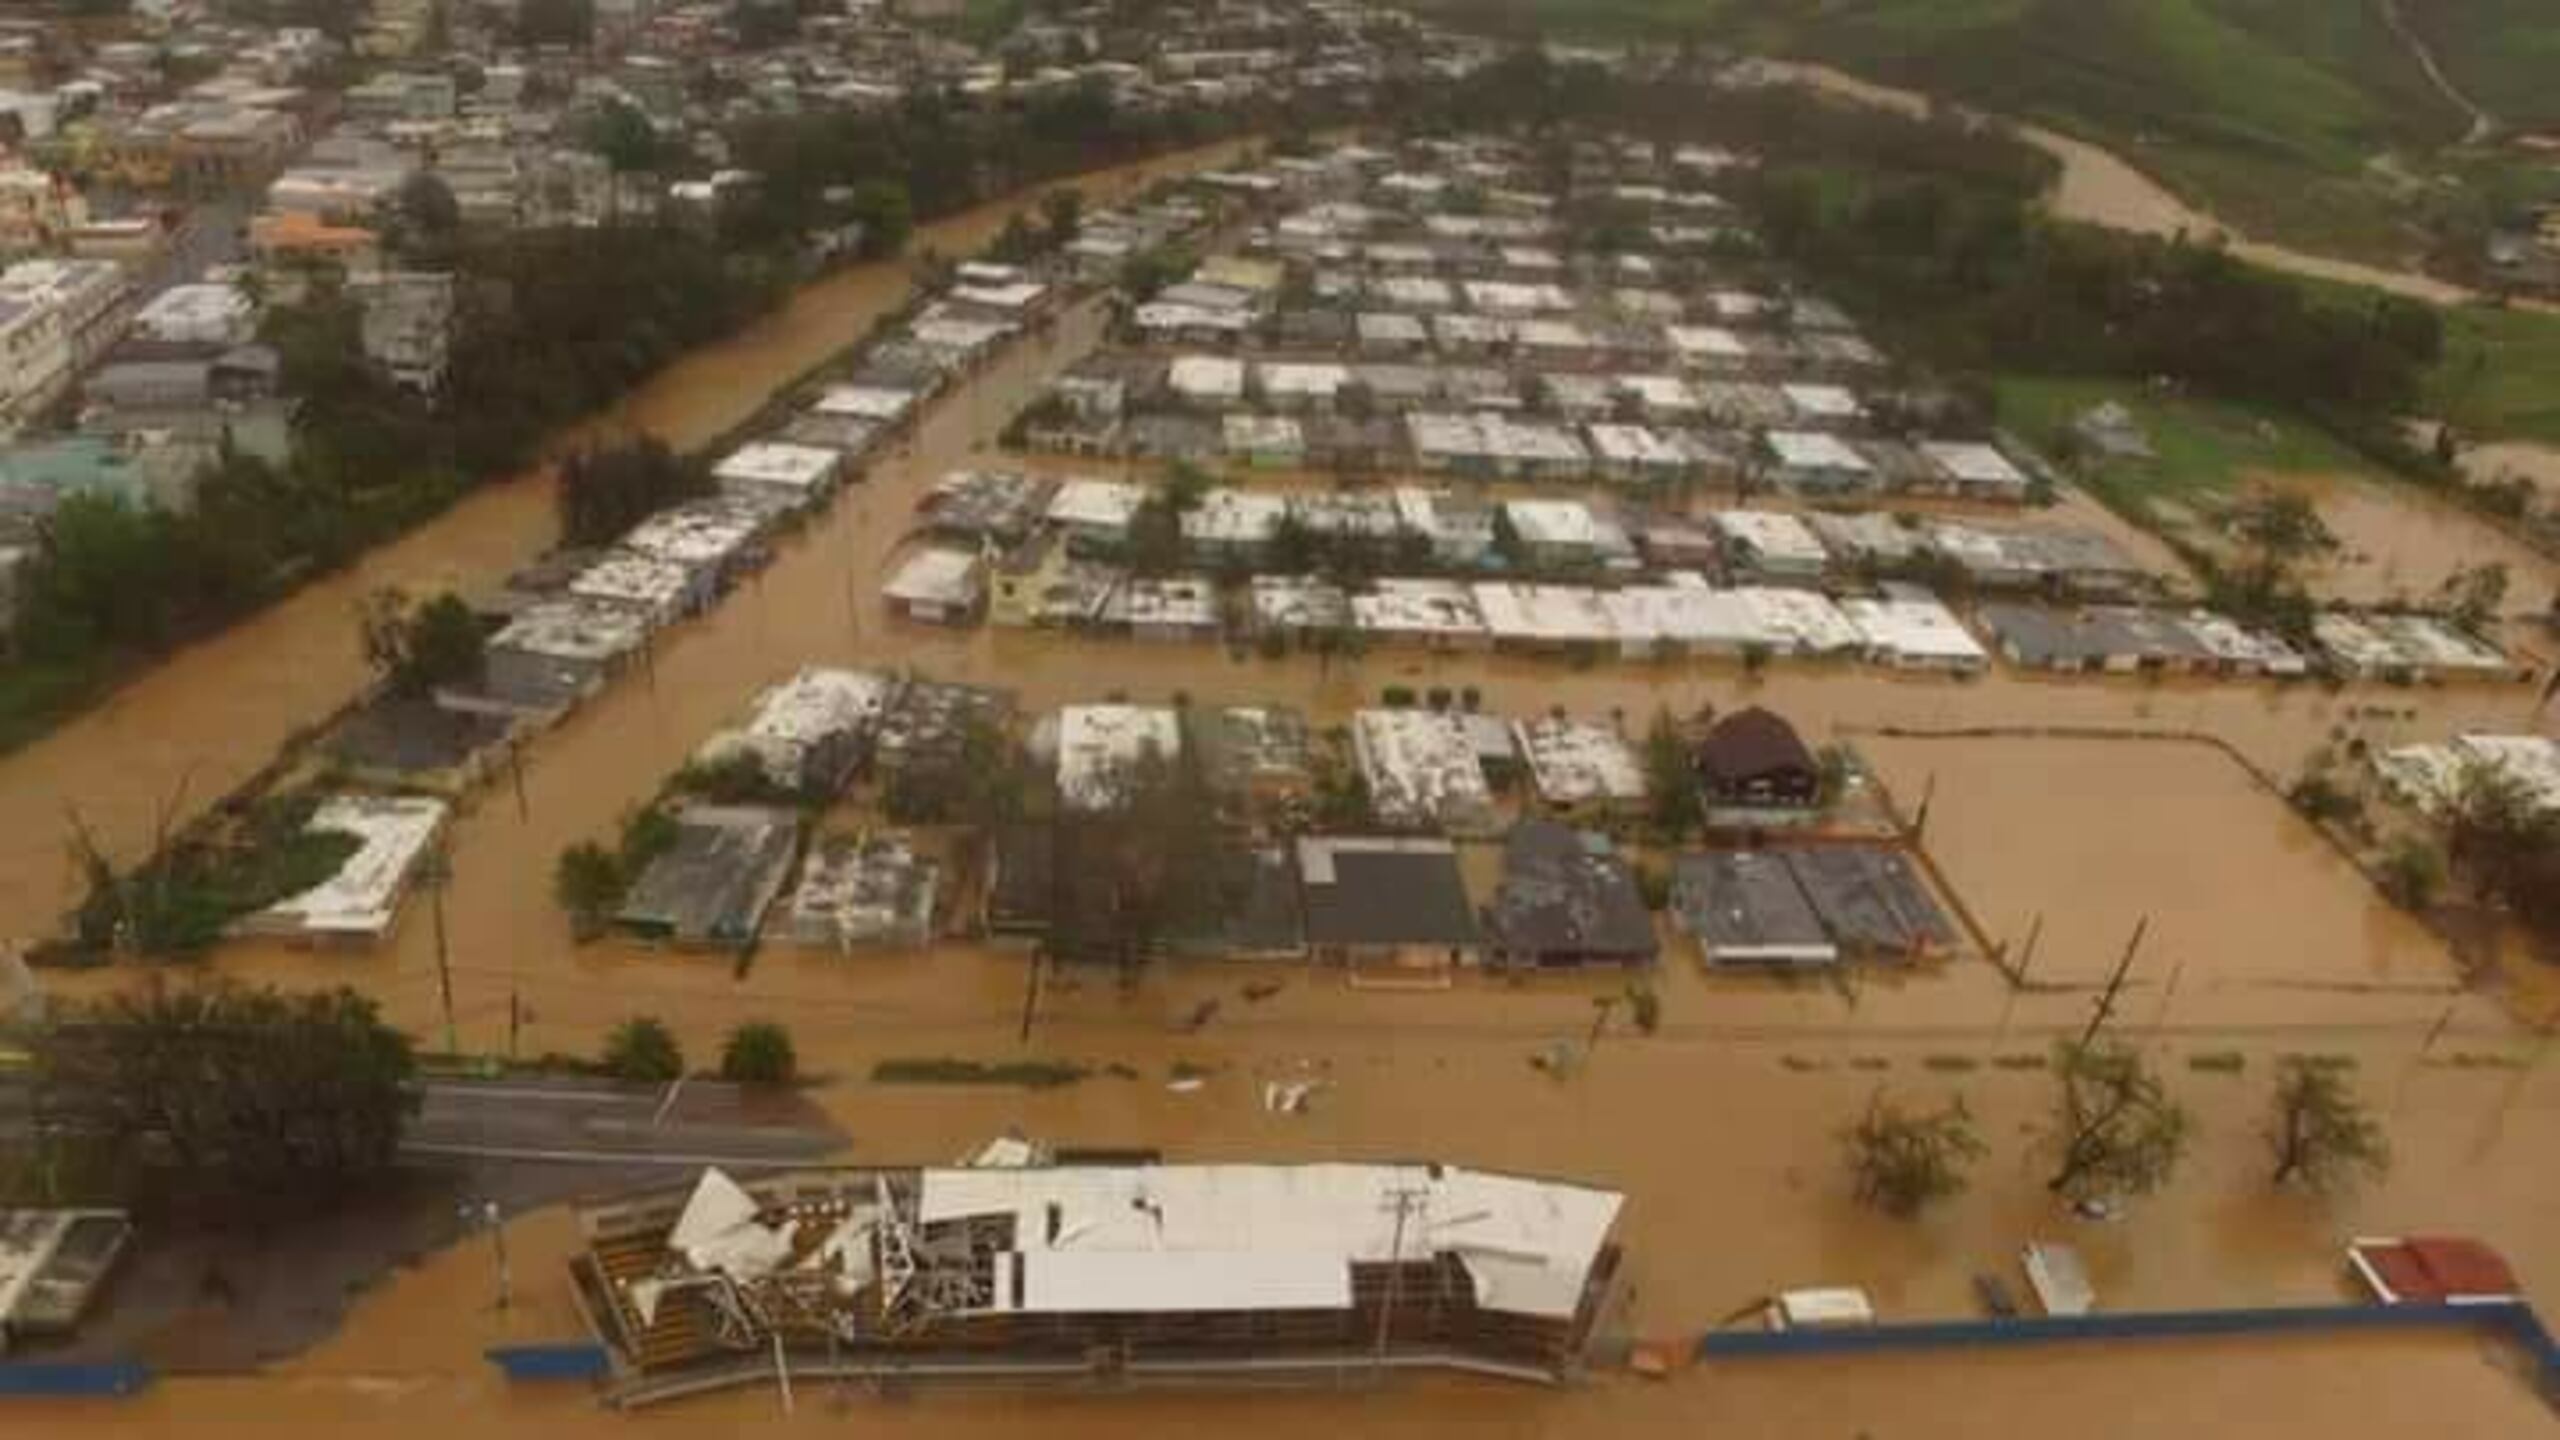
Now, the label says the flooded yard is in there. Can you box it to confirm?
[1861,735,2461,995]
[2259,470,2560,609]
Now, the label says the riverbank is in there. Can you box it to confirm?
[1738,59,2486,309]
[0,137,1258,944]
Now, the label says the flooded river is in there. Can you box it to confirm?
[0,138,1258,945]
[1741,61,2488,307]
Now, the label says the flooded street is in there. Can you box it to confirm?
[17,1005,2557,1437]
[0,138,1255,944]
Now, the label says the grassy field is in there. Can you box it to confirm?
[1996,375,2385,524]
[2425,303,2560,446]
[2403,0,2560,133]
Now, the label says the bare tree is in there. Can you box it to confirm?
[2267,1061,2389,1195]
[1841,1093,1985,1219]
[2046,1042,2190,1204]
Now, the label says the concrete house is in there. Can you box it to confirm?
[1296,835,1481,973]
[1482,820,1658,970]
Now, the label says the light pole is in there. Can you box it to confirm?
[460,1198,510,1311]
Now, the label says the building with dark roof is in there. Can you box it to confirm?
[1693,706,1820,819]
[614,806,801,949]
[1781,846,1956,963]
[1482,820,1658,970]
[1296,835,1480,972]
[1670,850,1836,968]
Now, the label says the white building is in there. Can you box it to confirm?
[1354,708,1497,833]
[815,384,919,424]
[129,282,254,347]
[1168,353,1248,408]
[568,549,701,624]
[1918,440,2030,500]
[1046,478,1147,550]
[241,795,449,944]
[1514,716,1647,814]
[1764,429,1876,494]
[0,258,130,432]
[695,667,899,793]
[882,546,986,625]
[1053,704,1182,810]
[712,441,843,513]
[1841,587,1989,672]
[1351,577,1488,650]
[1713,510,1829,579]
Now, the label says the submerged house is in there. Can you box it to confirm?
[1693,706,1822,824]
[1296,835,1481,973]
[1481,821,1658,971]
[614,806,801,949]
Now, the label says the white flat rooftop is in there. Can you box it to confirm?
[715,441,841,491]
[255,795,447,938]
[916,1163,1621,1321]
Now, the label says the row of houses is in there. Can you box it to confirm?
[1038,352,2022,497]
[481,255,1081,711]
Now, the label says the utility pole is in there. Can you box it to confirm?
[429,844,456,1055]
[507,988,522,1063]
[1997,911,2045,1040]
[1017,944,1045,1043]
[1371,1183,1427,1376]
[508,741,529,822]
[2074,916,2148,1054]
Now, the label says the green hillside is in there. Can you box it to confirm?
[2402,0,2560,133]
[1463,0,2504,256]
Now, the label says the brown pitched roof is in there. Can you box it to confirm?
[1695,705,1813,780]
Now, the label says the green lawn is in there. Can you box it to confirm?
[1997,375,2384,523]
[2402,0,2560,134]
[2426,304,2560,447]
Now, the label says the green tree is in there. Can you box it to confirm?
[604,1016,685,1081]
[1841,1093,1985,1219]
[846,180,913,258]
[2375,835,2444,911]
[2046,1042,2190,1203]
[2227,489,2336,593]
[2438,562,2509,632]
[1641,707,1699,840]
[2266,1061,2389,1195]
[33,984,418,1204]
[518,0,595,47]
[2444,760,2560,908]
[391,172,461,260]
[720,1020,797,1085]
[1040,186,1083,245]
[554,841,627,941]
[357,588,485,696]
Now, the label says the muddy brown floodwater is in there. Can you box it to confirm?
[12,126,2560,1439]
[2237,469,2560,609]
[0,137,1259,946]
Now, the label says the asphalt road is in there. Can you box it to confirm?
[0,1072,847,1170]
[404,1073,847,1168]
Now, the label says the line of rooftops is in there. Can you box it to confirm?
[521,656,1955,976]
[883,467,2525,685]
